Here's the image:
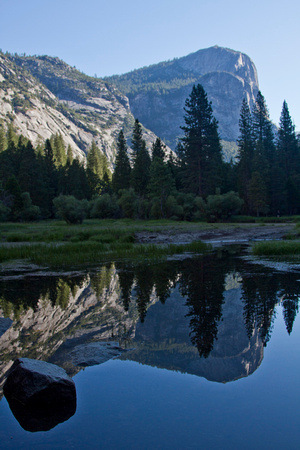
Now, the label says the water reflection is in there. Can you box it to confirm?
[0,247,299,393]
[4,387,76,432]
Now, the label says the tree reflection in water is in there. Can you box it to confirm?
[116,250,300,357]
[0,248,300,365]
[241,265,300,346]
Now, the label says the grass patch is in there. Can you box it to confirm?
[0,240,210,268]
[0,219,218,246]
[0,220,212,267]
[252,240,300,256]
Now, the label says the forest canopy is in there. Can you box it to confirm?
[0,84,299,223]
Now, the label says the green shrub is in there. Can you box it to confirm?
[205,191,244,221]
[90,194,120,219]
[53,195,88,224]
[149,198,162,219]
[165,195,184,220]
[118,189,138,219]
[0,201,10,222]
[19,192,41,221]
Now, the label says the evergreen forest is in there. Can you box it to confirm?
[0,84,299,224]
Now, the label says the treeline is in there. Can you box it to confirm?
[1,255,299,357]
[0,83,299,223]
[0,127,112,221]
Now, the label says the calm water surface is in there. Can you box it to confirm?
[0,246,299,449]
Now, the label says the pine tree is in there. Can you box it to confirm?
[87,141,112,194]
[276,101,300,214]
[252,91,275,168]
[66,145,73,165]
[18,140,42,207]
[131,119,151,196]
[42,138,58,216]
[87,141,102,178]
[180,84,224,197]
[53,133,67,167]
[151,137,166,160]
[65,159,91,199]
[148,156,175,217]
[6,124,18,149]
[236,99,254,211]
[282,295,299,335]
[252,91,275,212]
[0,125,6,153]
[248,171,269,216]
[5,175,23,220]
[112,130,131,194]
[277,101,299,177]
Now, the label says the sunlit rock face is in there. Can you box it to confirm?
[0,268,138,396]
[0,53,168,165]
[0,46,258,163]
[107,46,259,153]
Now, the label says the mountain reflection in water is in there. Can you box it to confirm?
[0,246,300,397]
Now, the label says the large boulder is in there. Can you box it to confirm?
[3,358,76,432]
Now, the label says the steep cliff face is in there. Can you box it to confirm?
[0,53,162,164]
[107,46,259,151]
[0,46,259,163]
[0,54,86,160]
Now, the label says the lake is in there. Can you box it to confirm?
[0,245,299,449]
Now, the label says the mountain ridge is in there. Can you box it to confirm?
[0,53,162,164]
[0,46,260,162]
[106,45,259,150]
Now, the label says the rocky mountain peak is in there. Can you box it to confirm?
[107,46,259,154]
[1,46,260,163]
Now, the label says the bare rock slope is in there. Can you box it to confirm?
[107,46,259,153]
[0,53,162,163]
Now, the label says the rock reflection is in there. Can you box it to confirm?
[4,358,76,432]
[5,395,76,432]
[123,271,263,382]
[0,248,299,396]
[0,263,136,396]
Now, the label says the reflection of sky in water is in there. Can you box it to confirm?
[1,312,300,449]
[0,249,300,448]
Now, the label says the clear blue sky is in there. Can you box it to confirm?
[1,0,299,130]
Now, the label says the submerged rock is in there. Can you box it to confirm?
[3,358,76,432]
[70,341,128,367]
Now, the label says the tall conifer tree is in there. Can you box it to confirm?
[276,100,300,213]
[87,141,112,194]
[237,98,255,211]
[252,91,275,212]
[151,137,166,160]
[131,119,151,196]
[53,133,67,167]
[180,84,224,197]
[112,130,131,194]
[0,126,6,153]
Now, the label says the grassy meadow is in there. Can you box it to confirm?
[1,218,300,268]
[0,219,212,268]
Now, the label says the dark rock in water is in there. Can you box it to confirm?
[3,358,76,432]
[70,341,128,367]
[0,317,13,337]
